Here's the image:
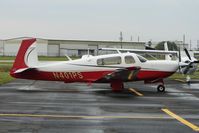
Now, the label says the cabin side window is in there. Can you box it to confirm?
[97,56,121,65]
[137,55,147,63]
[125,56,135,64]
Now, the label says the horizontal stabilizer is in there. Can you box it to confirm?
[14,68,37,74]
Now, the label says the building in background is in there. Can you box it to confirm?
[0,38,48,56]
[0,37,146,57]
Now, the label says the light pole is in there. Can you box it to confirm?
[119,32,123,48]
[2,40,4,56]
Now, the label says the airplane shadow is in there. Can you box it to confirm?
[94,89,137,99]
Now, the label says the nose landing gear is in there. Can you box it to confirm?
[145,79,166,92]
[157,85,165,92]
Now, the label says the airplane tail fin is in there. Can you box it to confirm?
[10,39,38,76]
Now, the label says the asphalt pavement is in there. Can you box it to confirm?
[0,79,199,133]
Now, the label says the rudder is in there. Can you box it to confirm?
[10,39,38,75]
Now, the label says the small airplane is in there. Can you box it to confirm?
[11,39,183,92]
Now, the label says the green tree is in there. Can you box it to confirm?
[155,41,179,51]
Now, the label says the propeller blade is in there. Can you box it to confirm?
[178,49,181,62]
[183,67,189,74]
[184,48,191,60]
[193,60,199,63]
[178,47,182,75]
[179,66,183,74]
[183,62,193,74]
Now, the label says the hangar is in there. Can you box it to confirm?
[0,37,146,57]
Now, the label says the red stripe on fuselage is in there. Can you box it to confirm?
[11,69,175,83]
[11,70,114,82]
[136,70,175,80]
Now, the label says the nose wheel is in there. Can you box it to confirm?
[157,85,165,92]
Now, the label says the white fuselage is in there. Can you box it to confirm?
[36,53,179,73]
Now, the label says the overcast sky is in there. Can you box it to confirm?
[0,0,198,46]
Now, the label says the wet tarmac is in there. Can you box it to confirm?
[0,79,199,133]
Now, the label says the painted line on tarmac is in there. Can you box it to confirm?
[0,113,172,119]
[162,109,199,131]
[129,88,143,96]
[175,79,186,83]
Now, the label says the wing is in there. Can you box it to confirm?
[99,48,177,55]
[95,66,141,83]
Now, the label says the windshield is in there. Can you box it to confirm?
[137,55,147,63]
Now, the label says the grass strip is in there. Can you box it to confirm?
[0,56,80,61]
[0,62,13,65]
[0,72,14,85]
[169,71,199,79]
[0,65,14,85]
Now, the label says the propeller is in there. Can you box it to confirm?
[183,48,199,74]
[183,62,193,74]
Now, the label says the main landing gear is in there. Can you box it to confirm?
[110,80,124,91]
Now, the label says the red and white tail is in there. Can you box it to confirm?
[10,39,38,76]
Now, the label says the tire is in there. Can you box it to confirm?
[157,85,165,92]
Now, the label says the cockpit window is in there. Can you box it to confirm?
[97,56,121,65]
[137,55,147,63]
[125,56,135,64]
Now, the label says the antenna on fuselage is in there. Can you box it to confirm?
[65,54,72,61]
[64,49,72,61]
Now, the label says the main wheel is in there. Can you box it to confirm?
[157,85,165,92]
